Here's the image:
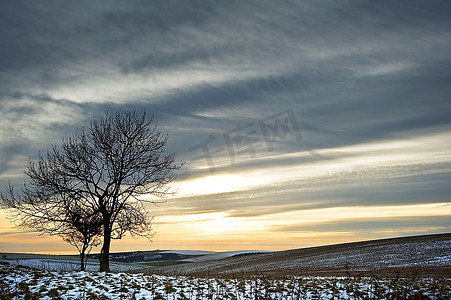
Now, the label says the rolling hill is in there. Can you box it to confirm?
[2,233,450,277]
[151,233,451,278]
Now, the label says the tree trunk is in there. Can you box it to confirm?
[80,251,85,271]
[80,242,89,271]
[99,225,111,272]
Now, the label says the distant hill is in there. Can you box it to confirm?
[152,233,451,278]
[2,233,450,276]
[86,249,266,267]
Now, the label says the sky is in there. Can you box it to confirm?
[0,0,450,254]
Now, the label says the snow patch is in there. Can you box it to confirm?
[160,250,214,256]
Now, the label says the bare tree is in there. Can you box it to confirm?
[2,185,103,270]
[62,205,103,271]
[2,111,180,271]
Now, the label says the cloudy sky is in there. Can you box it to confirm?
[1,1,450,254]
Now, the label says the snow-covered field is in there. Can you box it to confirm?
[158,234,451,277]
[1,262,450,299]
[2,258,141,272]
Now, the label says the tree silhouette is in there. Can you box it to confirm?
[62,205,103,271]
[2,187,102,270]
[2,111,180,271]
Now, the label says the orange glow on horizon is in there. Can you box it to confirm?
[2,202,448,255]
[1,132,450,255]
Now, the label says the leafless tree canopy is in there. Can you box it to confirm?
[2,111,180,271]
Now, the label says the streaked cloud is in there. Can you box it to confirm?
[1,0,450,252]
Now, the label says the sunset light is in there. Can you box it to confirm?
[2,2,451,298]
[0,1,450,260]
[175,173,262,197]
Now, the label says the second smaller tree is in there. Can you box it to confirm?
[62,205,103,271]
